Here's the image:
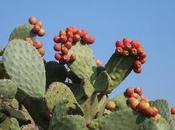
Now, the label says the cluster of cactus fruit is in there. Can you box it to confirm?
[0,16,175,130]
[53,27,95,64]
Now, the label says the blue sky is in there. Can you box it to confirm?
[1,0,175,106]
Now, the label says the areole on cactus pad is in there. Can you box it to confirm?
[0,16,175,130]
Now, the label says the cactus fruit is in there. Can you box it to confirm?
[28,16,45,37]
[105,101,117,111]
[0,16,174,130]
[171,107,175,115]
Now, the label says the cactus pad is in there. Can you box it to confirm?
[67,42,97,82]
[105,54,135,93]
[49,102,88,130]
[45,82,81,112]
[94,71,111,93]
[150,99,175,130]
[3,39,45,98]
[9,24,36,41]
[51,115,88,130]
[90,109,144,130]
[139,118,171,130]
[0,117,20,130]
[0,79,17,100]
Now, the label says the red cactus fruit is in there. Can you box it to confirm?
[53,35,61,43]
[60,35,67,43]
[61,47,68,55]
[133,67,142,73]
[38,29,45,37]
[62,55,70,62]
[32,24,41,33]
[64,41,72,49]
[134,87,142,96]
[66,27,77,34]
[131,41,140,49]
[67,37,73,43]
[137,99,150,111]
[134,60,142,69]
[38,48,45,57]
[55,53,62,61]
[115,40,124,48]
[123,38,131,44]
[140,51,147,59]
[33,41,42,49]
[137,47,144,55]
[130,93,139,98]
[171,107,175,115]
[144,107,158,117]
[140,58,146,64]
[29,16,37,25]
[127,97,139,109]
[131,48,138,56]
[125,87,134,97]
[66,31,74,38]
[115,47,123,55]
[86,36,95,44]
[79,29,88,37]
[124,42,132,50]
[53,44,62,51]
[73,34,81,42]
[35,21,43,27]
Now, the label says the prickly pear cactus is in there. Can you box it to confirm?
[0,16,174,130]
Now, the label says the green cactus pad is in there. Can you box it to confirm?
[139,118,171,130]
[112,93,129,110]
[96,66,105,76]
[90,109,145,130]
[45,82,82,112]
[81,78,94,98]
[105,54,135,93]
[0,117,20,130]
[0,79,17,100]
[80,94,99,124]
[150,99,175,129]
[0,117,11,130]
[3,39,45,98]
[94,71,111,93]
[9,24,36,41]
[45,61,67,88]
[96,95,108,118]
[51,115,88,130]
[49,102,88,130]
[67,42,97,82]
[168,115,175,130]
[150,99,170,121]
[9,118,20,130]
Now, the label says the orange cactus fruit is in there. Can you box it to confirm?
[105,101,117,111]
